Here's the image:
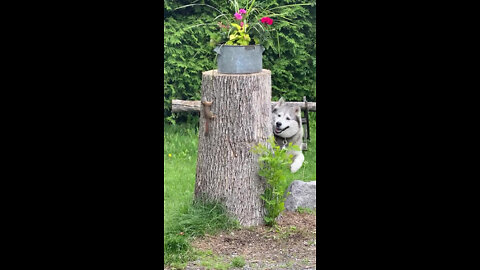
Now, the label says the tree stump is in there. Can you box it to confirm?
[195,69,272,226]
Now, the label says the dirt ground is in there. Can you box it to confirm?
[179,211,316,270]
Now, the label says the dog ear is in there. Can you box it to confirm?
[294,106,302,122]
[294,106,300,115]
[272,97,285,112]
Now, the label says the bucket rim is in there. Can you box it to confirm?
[214,44,263,48]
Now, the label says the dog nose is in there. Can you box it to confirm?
[276,122,282,127]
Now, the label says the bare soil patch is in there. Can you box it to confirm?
[181,211,316,270]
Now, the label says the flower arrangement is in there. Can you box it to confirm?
[220,6,274,46]
[216,3,275,46]
[175,0,312,48]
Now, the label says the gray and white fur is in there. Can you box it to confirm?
[272,97,305,173]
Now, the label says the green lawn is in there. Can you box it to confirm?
[164,122,199,232]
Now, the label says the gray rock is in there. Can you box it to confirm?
[284,180,316,211]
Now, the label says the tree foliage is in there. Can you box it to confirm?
[164,0,316,122]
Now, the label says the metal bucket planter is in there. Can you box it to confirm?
[213,45,265,74]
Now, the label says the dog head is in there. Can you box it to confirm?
[272,97,301,139]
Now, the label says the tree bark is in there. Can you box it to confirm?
[195,69,272,226]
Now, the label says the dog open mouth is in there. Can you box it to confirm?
[274,126,289,134]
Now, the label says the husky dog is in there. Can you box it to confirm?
[272,97,305,173]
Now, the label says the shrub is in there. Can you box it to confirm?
[251,136,299,226]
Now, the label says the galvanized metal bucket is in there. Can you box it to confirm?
[213,45,265,74]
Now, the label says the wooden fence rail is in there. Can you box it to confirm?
[172,99,316,113]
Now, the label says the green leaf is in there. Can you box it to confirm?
[231,23,242,31]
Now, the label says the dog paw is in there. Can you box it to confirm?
[291,163,301,173]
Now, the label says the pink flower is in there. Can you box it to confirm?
[260,17,273,25]
[239,9,247,14]
[234,13,242,20]
[240,22,244,28]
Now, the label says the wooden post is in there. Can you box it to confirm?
[172,99,316,113]
[194,69,272,226]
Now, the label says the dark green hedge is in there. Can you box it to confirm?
[164,0,316,122]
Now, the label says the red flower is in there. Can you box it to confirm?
[260,17,273,25]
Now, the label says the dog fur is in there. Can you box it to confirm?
[272,97,305,173]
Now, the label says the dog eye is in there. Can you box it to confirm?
[278,114,281,117]
[286,117,290,120]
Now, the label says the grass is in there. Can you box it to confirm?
[185,251,246,270]
[164,121,199,233]
[164,113,316,267]
[164,200,240,265]
[231,256,246,268]
[196,250,231,270]
[296,207,316,215]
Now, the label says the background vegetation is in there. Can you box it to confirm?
[164,0,316,124]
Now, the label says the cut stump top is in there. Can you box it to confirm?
[202,69,271,77]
